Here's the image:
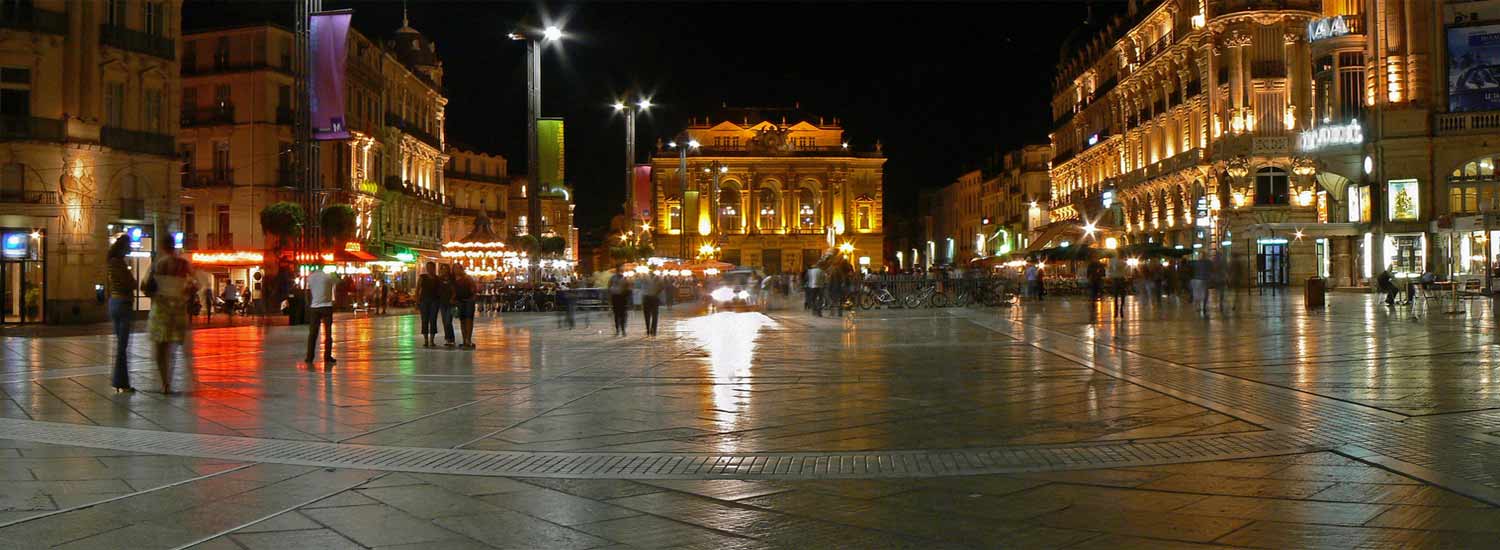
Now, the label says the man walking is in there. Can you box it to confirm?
[1106,255,1127,318]
[305,265,339,367]
[639,270,662,337]
[1191,255,1211,314]
[453,264,477,348]
[608,265,631,336]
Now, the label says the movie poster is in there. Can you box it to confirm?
[632,165,652,222]
[310,11,352,140]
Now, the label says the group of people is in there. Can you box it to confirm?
[605,265,667,337]
[804,254,857,317]
[106,235,192,394]
[415,262,480,349]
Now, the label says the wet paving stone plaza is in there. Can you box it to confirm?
[7,293,1500,548]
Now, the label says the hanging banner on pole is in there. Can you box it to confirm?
[538,118,565,190]
[632,165,652,221]
[310,11,352,140]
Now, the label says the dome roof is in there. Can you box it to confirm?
[392,11,438,69]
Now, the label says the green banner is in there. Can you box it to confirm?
[538,118,565,190]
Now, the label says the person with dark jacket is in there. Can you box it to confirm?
[439,264,457,346]
[417,262,442,347]
[453,264,478,348]
[1377,265,1400,306]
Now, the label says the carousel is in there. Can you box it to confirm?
[440,208,520,279]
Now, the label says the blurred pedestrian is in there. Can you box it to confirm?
[143,239,193,394]
[1378,264,1399,306]
[639,270,662,336]
[1106,255,1127,318]
[106,235,135,394]
[608,264,631,336]
[418,262,441,347]
[220,280,240,321]
[305,264,339,367]
[807,262,824,316]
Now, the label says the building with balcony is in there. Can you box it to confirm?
[647,108,886,272]
[932,169,983,265]
[0,0,182,324]
[443,147,509,242]
[983,145,1054,257]
[505,176,576,261]
[377,15,448,259]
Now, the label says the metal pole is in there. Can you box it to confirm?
[526,38,541,251]
[624,108,635,222]
[678,140,687,260]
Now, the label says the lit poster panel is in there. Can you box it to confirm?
[1388,179,1420,221]
[632,165,652,221]
[538,118,565,190]
[310,11,352,140]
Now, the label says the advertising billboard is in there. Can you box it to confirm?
[1388,179,1420,221]
[538,118,565,191]
[310,11,352,140]
[632,165,652,222]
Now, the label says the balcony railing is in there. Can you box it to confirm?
[1436,111,1500,135]
[181,104,235,127]
[0,115,64,142]
[385,112,442,150]
[182,169,233,188]
[0,5,66,35]
[1251,60,1287,79]
[182,233,199,250]
[100,24,175,60]
[0,188,57,204]
[444,169,507,184]
[101,127,175,157]
[183,59,294,76]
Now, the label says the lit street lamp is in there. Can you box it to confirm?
[614,97,651,222]
[509,23,562,253]
[668,135,699,259]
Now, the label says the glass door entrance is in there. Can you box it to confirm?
[1,229,44,323]
[1257,243,1288,287]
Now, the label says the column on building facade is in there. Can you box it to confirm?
[1285,31,1305,131]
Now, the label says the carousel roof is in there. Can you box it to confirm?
[454,207,504,246]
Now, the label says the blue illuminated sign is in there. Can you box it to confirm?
[173,232,184,249]
[2,233,26,258]
[127,227,143,249]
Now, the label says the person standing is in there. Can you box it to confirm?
[608,265,631,336]
[439,264,457,347]
[417,262,441,347]
[639,270,662,336]
[1211,253,1229,312]
[806,263,824,316]
[106,236,136,393]
[1086,261,1103,302]
[453,264,478,348]
[220,280,240,321]
[1191,256,1211,314]
[379,280,389,315]
[304,265,339,367]
[1106,255,1127,318]
[143,239,193,394]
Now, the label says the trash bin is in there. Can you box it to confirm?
[285,293,306,325]
[1305,277,1326,310]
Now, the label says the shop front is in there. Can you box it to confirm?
[187,251,266,312]
[0,229,44,324]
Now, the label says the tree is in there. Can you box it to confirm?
[259,202,305,249]
[509,234,539,254]
[539,235,567,256]
[634,241,654,259]
[609,245,635,261]
[319,204,358,243]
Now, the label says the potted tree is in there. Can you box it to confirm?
[259,202,306,250]
[319,204,358,244]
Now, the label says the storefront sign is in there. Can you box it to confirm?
[1388,179,1420,221]
[356,180,380,195]
[1,233,26,258]
[1297,121,1363,150]
[344,242,362,253]
[173,232,184,250]
[1307,16,1352,42]
[126,226,144,249]
[190,251,265,265]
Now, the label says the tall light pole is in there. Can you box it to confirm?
[613,98,651,222]
[509,24,561,251]
[668,134,698,259]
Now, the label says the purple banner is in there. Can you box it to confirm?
[310,11,351,140]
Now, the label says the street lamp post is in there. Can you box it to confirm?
[669,134,699,259]
[614,98,651,222]
[510,24,561,277]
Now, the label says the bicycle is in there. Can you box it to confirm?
[902,284,948,308]
[858,285,901,309]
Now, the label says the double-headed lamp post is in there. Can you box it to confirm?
[613,98,651,223]
[508,23,562,251]
[667,135,699,259]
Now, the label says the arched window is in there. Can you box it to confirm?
[1254,167,1289,205]
[718,188,741,232]
[758,188,778,230]
[798,187,817,230]
[1449,155,1498,214]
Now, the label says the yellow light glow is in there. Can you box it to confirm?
[1104,237,1119,249]
[1126,258,1140,268]
[838,242,855,254]
[698,216,712,236]
[698,243,716,257]
[1297,190,1314,206]
[1232,192,1247,208]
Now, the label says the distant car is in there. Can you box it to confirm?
[708,268,763,310]
[1453,65,1500,111]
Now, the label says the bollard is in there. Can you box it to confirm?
[1305,277,1325,310]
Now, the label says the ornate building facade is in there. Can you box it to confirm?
[443,147,508,242]
[0,0,182,323]
[648,109,886,272]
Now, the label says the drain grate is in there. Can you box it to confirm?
[0,417,1333,480]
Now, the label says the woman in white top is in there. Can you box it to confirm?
[145,239,194,394]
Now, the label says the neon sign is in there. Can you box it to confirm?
[189,251,265,265]
[1307,16,1351,42]
[344,242,362,253]
[1297,121,1363,151]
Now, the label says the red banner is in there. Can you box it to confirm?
[632,165,652,222]
[310,11,352,140]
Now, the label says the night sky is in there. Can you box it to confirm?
[185,1,1109,239]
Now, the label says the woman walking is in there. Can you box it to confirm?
[144,239,193,394]
[106,236,135,393]
[453,264,477,348]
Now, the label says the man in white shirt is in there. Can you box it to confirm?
[305,267,339,367]
[806,264,824,317]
